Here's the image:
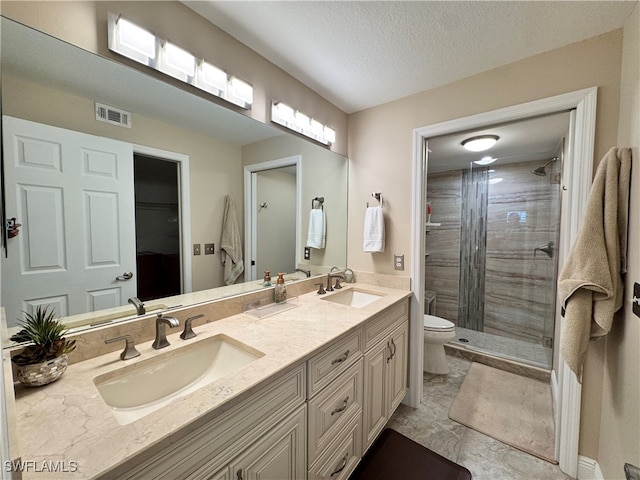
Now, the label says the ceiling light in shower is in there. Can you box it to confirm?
[461,135,499,152]
[473,156,497,166]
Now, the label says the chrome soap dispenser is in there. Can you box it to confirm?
[274,273,287,303]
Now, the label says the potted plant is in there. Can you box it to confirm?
[10,305,76,387]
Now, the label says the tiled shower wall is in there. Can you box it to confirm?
[425,171,462,322]
[426,161,559,346]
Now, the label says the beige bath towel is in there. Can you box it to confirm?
[558,147,631,377]
[220,195,244,285]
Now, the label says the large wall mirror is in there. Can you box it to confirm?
[1,17,348,331]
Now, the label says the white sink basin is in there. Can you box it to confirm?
[322,288,385,308]
[93,334,263,425]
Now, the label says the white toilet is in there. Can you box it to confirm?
[423,314,456,374]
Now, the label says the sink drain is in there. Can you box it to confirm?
[458,338,469,343]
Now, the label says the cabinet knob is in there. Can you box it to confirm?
[236,468,243,480]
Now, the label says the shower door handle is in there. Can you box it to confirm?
[474,246,479,269]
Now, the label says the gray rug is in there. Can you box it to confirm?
[449,362,557,464]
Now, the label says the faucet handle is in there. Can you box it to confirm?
[315,282,326,295]
[334,277,343,290]
[105,335,140,360]
[180,314,204,340]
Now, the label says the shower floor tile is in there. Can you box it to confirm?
[451,326,552,369]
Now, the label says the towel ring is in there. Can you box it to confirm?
[367,192,383,208]
[312,197,324,210]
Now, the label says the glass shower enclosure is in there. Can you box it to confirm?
[425,144,563,369]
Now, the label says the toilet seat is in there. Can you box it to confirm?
[423,314,455,332]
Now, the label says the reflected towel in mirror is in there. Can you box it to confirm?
[306,209,326,249]
[363,206,385,252]
[220,195,245,285]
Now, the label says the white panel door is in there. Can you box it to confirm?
[2,116,137,326]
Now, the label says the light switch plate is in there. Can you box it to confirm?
[193,244,201,256]
[205,243,215,255]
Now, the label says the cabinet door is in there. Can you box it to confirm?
[386,323,408,414]
[231,406,307,480]
[362,341,388,450]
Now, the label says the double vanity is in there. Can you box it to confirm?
[4,279,411,479]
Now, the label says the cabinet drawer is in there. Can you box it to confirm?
[308,411,362,480]
[307,328,363,398]
[363,300,408,350]
[308,359,363,464]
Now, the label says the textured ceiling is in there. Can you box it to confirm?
[184,1,637,114]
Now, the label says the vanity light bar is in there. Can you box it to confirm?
[271,101,336,146]
[107,12,253,109]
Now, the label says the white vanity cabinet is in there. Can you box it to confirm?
[362,301,409,451]
[96,294,409,480]
[104,365,307,480]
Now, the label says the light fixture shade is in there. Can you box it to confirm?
[462,135,499,152]
[196,61,227,95]
[159,41,195,81]
[295,111,311,131]
[324,127,336,144]
[272,102,295,123]
[228,77,254,107]
[109,14,157,65]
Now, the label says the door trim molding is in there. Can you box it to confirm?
[411,87,597,477]
[133,144,192,294]
[243,156,301,281]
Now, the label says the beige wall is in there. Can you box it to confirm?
[347,30,624,461]
[2,74,243,292]
[0,1,348,156]
[598,4,640,478]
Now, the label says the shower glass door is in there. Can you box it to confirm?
[456,155,562,367]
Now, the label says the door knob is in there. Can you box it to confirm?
[115,271,133,281]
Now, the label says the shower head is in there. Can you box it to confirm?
[531,157,558,176]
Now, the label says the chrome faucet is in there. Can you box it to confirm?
[128,297,145,315]
[326,271,346,292]
[152,313,180,349]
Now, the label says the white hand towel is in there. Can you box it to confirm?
[306,209,326,249]
[363,206,385,252]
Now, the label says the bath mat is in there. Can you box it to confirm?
[349,428,472,480]
[449,362,557,464]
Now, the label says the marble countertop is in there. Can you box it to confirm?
[11,283,410,479]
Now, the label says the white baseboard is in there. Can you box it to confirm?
[578,456,604,480]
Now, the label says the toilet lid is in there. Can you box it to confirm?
[424,315,455,331]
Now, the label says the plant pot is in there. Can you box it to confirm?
[16,354,68,387]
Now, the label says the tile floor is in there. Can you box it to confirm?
[386,355,572,480]
[452,326,553,369]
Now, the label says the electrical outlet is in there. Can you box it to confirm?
[193,244,201,256]
[204,243,215,255]
[304,247,311,260]
[394,254,404,271]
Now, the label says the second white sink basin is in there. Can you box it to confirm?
[322,288,385,308]
[94,334,263,424]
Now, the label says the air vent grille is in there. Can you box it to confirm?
[95,102,132,128]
